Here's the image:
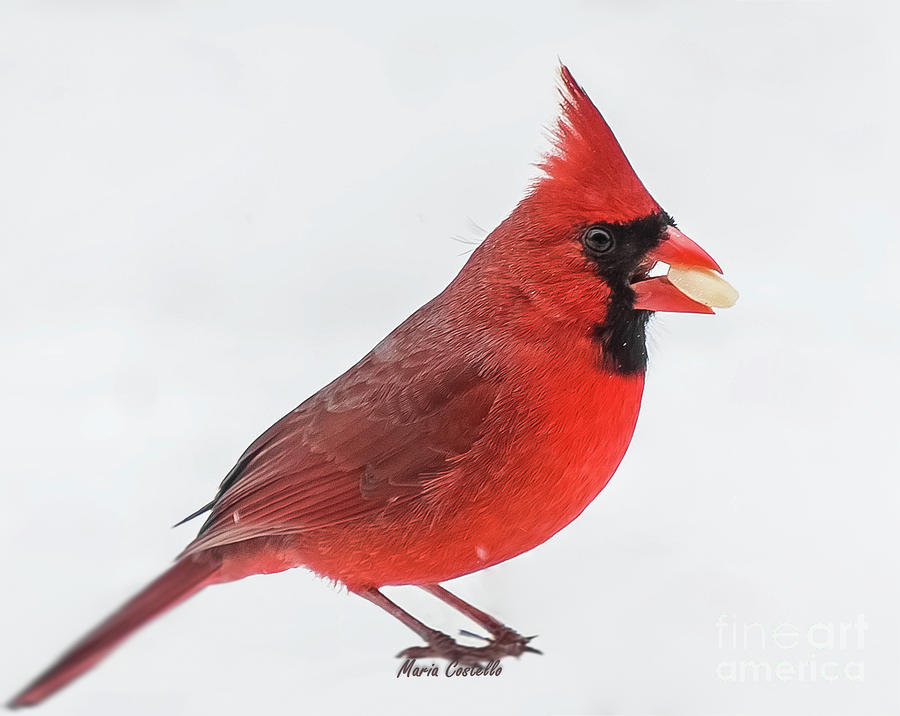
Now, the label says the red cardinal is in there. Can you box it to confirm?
[9,65,736,707]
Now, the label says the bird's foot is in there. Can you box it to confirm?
[397,628,541,665]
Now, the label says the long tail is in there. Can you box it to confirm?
[8,555,221,709]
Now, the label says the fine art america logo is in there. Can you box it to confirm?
[396,658,503,678]
[716,614,867,683]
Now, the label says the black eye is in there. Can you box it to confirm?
[582,225,615,255]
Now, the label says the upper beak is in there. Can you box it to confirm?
[631,226,737,314]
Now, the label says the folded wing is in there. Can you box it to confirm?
[183,348,498,554]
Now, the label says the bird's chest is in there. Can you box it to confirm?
[453,357,646,567]
[516,368,643,515]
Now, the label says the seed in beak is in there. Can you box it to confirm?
[666,265,738,309]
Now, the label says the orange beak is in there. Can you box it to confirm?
[631,227,726,314]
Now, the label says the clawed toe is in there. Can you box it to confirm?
[396,628,541,664]
[362,586,541,668]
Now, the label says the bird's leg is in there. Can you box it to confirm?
[357,588,457,651]
[356,586,540,666]
[422,584,512,636]
[421,584,540,656]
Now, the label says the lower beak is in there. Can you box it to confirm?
[631,226,737,314]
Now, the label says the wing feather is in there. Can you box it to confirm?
[183,350,497,554]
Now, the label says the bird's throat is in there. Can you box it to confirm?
[591,294,651,375]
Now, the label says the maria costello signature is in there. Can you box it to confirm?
[396,657,503,678]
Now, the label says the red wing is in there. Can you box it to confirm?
[183,349,497,554]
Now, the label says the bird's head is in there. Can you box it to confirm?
[480,65,737,374]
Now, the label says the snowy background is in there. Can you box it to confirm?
[2,2,898,715]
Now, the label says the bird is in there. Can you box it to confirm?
[8,64,737,708]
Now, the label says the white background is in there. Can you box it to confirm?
[2,2,898,715]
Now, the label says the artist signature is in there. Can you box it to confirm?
[396,657,503,678]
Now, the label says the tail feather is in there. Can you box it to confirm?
[8,555,221,709]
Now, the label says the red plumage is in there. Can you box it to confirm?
[9,64,730,707]
[538,66,660,224]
